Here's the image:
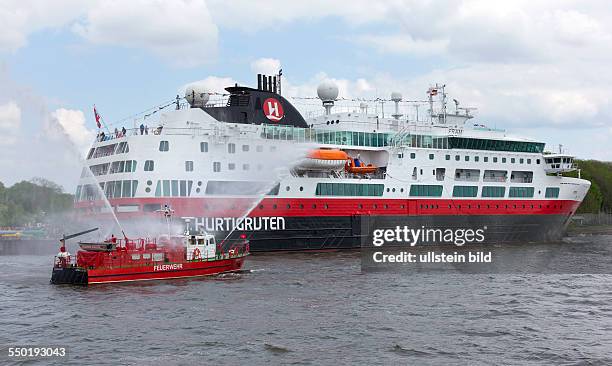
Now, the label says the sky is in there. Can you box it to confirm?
[0,0,611,192]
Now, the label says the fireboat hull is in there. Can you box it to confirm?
[51,256,246,285]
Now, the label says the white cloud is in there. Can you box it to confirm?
[182,76,239,96]
[0,0,90,52]
[0,100,21,130]
[0,100,21,145]
[72,0,218,67]
[49,108,95,154]
[250,58,281,75]
[356,34,448,56]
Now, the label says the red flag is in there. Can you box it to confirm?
[93,105,101,128]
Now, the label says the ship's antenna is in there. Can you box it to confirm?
[278,69,282,96]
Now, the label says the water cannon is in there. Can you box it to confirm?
[317,80,339,115]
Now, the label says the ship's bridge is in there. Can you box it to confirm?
[543,154,577,174]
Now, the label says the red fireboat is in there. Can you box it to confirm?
[50,228,249,285]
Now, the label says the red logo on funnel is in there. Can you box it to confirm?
[263,98,284,122]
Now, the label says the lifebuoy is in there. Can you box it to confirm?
[192,247,201,260]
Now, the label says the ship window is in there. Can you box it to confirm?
[180,180,187,196]
[455,155,460,161]
[445,154,450,160]
[154,182,161,197]
[228,143,236,154]
[520,158,524,164]
[185,161,194,172]
[484,157,489,162]
[545,187,560,198]
[509,187,534,198]
[242,145,249,152]
[256,145,263,152]
[131,254,141,260]
[482,186,505,198]
[213,162,221,172]
[409,185,443,197]
[527,159,531,164]
[159,141,169,152]
[475,156,479,162]
[453,186,478,197]
[511,158,516,163]
[171,180,179,196]
[87,148,95,159]
[163,180,170,196]
[410,153,416,159]
[152,253,164,262]
[122,180,131,198]
[228,163,235,170]
[200,142,208,152]
[144,160,154,171]
[429,154,434,160]
[502,157,507,163]
[536,159,540,164]
[493,157,498,163]
[243,164,249,170]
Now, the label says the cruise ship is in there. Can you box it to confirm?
[74,73,591,251]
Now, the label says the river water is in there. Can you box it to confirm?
[1,235,611,365]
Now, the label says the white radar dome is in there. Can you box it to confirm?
[185,84,210,107]
[317,80,339,102]
[391,92,402,102]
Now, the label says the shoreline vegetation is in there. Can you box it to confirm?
[0,159,611,227]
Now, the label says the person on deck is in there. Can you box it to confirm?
[354,153,362,167]
[140,123,145,135]
[121,127,127,137]
[114,128,119,138]
[145,125,149,135]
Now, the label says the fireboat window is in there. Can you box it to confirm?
[200,142,208,152]
[213,162,221,172]
[228,143,236,153]
[185,161,194,172]
[242,145,249,152]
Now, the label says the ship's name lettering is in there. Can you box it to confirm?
[153,264,183,271]
[448,127,463,136]
[182,216,286,232]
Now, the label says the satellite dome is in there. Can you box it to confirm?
[317,80,339,102]
[391,92,402,102]
[185,84,210,107]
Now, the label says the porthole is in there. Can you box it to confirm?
[386,188,390,192]
[373,204,378,209]
[392,188,396,192]
[336,119,339,124]
[326,121,330,125]
[286,204,291,209]
[400,188,404,193]
[196,188,201,193]
[324,204,329,209]
[312,204,317,209]
[197,181,202,186]
[146,180,152,186]
[384,204,389,209]
[300,204,304,209]
[259,205,264,209]
[273,204,278,209]
[299,186,304,191]
[358,204,363,209]
[286,186,290,191]
[145,187,151,193]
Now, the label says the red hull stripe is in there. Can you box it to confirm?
[77,197,580,217]
[87,258,244,284]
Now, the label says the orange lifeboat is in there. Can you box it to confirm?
[297,149,348,171]
[345,157,377,174]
